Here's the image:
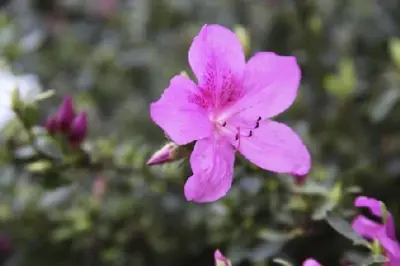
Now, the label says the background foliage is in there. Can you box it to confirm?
[0,0,400,265]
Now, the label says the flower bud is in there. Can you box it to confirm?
[68,111,87,146]
[45,114,59,135]
[57,96,76,133]
[214,250,231,266]
[147,142,190,166]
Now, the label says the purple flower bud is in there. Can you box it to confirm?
[147,142,177,165]
[45,114,59,135]
[214,250,231,266]
[68,111,87,146]
[147,142,191,166]
[57,96,76,133]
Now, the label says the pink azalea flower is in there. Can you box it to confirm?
[352,196,400,265]
[150,24,311,203]
[303,258,322,266]
[214,250,231,266]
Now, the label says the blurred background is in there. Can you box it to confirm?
[0,0,400,265]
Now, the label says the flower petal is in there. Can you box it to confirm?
[189,24,245,83]
[237,120,310,176]
[303,258,322,266]
[150,75,213,145]
[352,215,385,240]
[188,24,245,108]
[354,196,396,239]
[184,137,235,203]
[354,196,383,217]
[379,235,400,260]
[214,250,232,266]
[222,52,301,121]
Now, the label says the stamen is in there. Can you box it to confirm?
[248,131,253,137]
[235,134,239,140]
[254,121,259,129]
[222,121,227,127]
[257,116,262,121]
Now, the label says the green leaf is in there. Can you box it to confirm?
[369,87,400,123]
[20,102,39,128]
[388,37,400,68]
[25,160,52,173]
[325,212,370,247]
[273,258,293,266]
[361,254,388,266]
[39,186,74,210]
[324,58,356,99]
[248,242,284,262]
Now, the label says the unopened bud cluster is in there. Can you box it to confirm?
[45,96,88,146]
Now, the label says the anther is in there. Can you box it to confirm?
[222,121,227,127]
[254,121,259,129]
[248,131,253,137]
[235,134,239,140]
[257,116,262,121]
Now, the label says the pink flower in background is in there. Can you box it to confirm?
[68,111,88,146]
[303,258,322,266]
[57,96,76,133]
[352,196,400,265]
[44,96,88,147]
[150,24,311,203]
[214,250,231,266]
[97,0,117,18]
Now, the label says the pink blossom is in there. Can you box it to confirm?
[68,111,88,146]
[352,196,400,265]
[57,96,76,133]
[45,113,59,135]
[303,258,322,266]
[150,24,311,203]
[214,250,231,266]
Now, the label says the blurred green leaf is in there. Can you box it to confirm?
[39,186,74,210]
[388,37,400,68]
[25,160,52,173]
[273,258,293,266]
[324,58,356,99]
[325,213,370,247]
[369,87,400,123]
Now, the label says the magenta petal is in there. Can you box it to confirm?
[355,196,396,239]
[150,75,212,145]
[188,24,245,108]
[214,250,231,266]
[184,137,235,203]
[379,236,400,260]
[303,258,322,266]
[189,24,245,83]
[237,120,310,176]
[223,52,300,120]
[352,215,385,240]
[354,196,383,217]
